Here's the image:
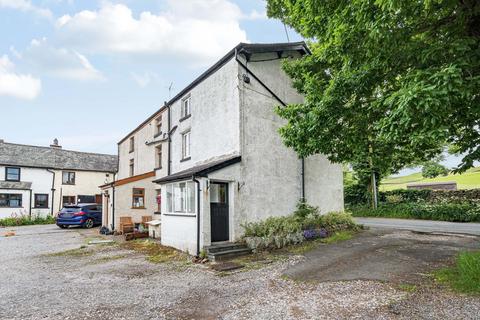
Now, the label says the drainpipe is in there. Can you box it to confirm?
[193,176,201,256]
[235,49,306,202]
[167,102,172,176]
[112,174,116,230]
[28,189,32,218]
[46,169,55,215]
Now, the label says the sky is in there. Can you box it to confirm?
[0,0,301,155]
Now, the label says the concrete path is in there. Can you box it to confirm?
[284,228,480,283]
[354,217,480,236]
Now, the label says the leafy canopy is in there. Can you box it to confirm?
[267,0,480,174]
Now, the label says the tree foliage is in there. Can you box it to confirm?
[267,0,480,175]
[422,161,449,178]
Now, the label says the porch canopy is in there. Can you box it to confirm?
[153,155,241,184]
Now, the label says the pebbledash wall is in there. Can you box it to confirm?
[159,45,344,254]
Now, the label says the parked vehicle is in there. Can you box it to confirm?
[56,203,102,229]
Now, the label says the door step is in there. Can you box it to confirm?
[205,243,251,261]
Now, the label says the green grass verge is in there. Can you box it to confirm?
[0,215,55,227]
[381,167,480,191]
[434,251,480,295]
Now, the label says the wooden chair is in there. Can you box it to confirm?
[119,216,134,234]
[141,216,152,225]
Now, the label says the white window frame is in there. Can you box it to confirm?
[182,130,191,159]
[181,96,191,118]
[166,182,195,214]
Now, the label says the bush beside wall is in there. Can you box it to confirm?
[0,215,55,227]
[242,203,359,250]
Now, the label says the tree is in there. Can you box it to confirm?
[422,162,449,178]
[267,1,480,204]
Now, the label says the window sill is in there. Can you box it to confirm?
[180,157,191,162]
[179,114,191,122]
[62,183,75,185]
[5,179,20,182]
[34,207,49,209]
[163,213,196,217]
[154,211,162,215]
[131,207,146,209]
[1,206,23,209]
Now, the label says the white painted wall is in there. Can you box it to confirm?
[169,58,241,174]
[52,169,113,213]
[0,165,53,218]
[118,109,168,180]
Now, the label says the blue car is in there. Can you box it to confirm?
[56,203,102,229]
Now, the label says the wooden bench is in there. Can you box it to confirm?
[119,216,134,234]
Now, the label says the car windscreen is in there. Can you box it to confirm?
[60,206,82,213]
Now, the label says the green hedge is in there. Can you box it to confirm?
[345,185,480,206]
[0,215,55,227]
[350,203,480,222]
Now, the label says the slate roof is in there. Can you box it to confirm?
[0,142,117,172]
[154,155,241,184]
[0,181,32,190]
[118,42,310,144]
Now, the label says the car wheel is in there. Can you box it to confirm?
[58,225,68,229]
[84,219,94,229]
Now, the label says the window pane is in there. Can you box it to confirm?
[187,182,195,213]
[166,185,173,212]
[6,168,20,180]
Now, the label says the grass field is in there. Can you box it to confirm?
[380,167,480,191]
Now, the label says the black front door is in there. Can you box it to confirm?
[210,182,229,242]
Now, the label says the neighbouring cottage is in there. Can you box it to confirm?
[105,42,344,254]
[0,139,117,219]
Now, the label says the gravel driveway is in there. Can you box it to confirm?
[0,224,479,320]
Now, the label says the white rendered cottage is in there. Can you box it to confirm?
[152,42,344,254]
[0,139,117,219]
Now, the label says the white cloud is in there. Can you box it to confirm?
[131,71,160,88]
[244,9,267,20]
[0,54,41,100]
[0,0,52,19]
[54,1,248,65]
[24,38,104,81]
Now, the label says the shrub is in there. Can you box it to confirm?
[422,161,449,178]
[242,206,359,250]
[344,183,370,206]
[0,214,55,227]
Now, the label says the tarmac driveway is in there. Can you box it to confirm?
[284,228,480,283]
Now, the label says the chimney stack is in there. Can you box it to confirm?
[50,138,62,149]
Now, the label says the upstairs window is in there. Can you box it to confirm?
[181,131,191,160]
[129,136,135,153]
[129,159,134,177]
[5,167,20,181]
[132,188,145,208]
[181,95,191,119]
[62,171,75,185]
[155,116,162,136]
[156,145,162,169]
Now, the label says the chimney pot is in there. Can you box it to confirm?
[50,138,62,149]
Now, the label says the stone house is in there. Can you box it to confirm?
[0,139,117,219]
[106,42,343,254]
